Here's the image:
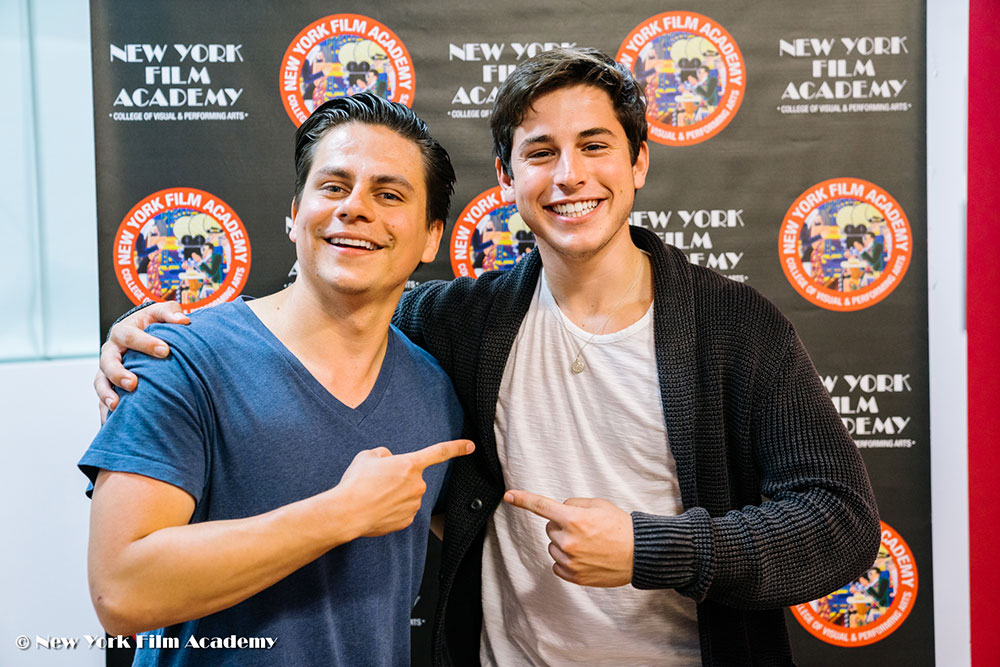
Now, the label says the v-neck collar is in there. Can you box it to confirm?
[235,298,396,426]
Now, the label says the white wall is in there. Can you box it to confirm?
[0,1,970,666]
[927,0,970,663]
[0,359,103,667]
[1,0,104,664]
[0,0,99,362]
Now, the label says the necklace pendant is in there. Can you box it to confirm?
[571,359,585,374]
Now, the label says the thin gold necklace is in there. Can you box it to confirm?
[555,256,644,374]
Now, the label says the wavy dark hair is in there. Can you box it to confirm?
[490,47,647,178]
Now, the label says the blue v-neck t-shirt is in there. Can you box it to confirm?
[79,298,464,666]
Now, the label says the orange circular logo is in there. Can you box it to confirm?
[779,178,911,311]
[279,14,415,126]
[790,521,918,647]
[616,11,746,146]
[113,187,251,312]
[450,186,534,278]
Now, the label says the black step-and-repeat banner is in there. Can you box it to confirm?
[92,1,928,664]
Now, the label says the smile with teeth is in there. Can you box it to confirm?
[548,200,600,218]
[326,236,380,251]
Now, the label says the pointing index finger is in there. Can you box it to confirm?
[403,439,475,470]
[504,489,570,524]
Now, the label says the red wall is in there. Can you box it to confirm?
[968,1,999,665]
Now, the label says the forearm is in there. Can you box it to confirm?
[630,509,701,592]
[88,438,471,635]
[631,330,879,608]
[631,483,878,607]
[90,486,360,635]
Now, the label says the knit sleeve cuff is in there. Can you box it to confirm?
[631,508,713,600]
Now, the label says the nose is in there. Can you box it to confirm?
[336,187,375,223]
[554,150,585,190]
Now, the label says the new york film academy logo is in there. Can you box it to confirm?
[450,187,534,278]
[790,521,918,647]
[779,178,911,311]
[113,187,251,312]
[280,14,415,125]
[616,11,746,146]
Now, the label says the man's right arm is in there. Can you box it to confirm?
[88,438,473,636]
[94,301,190,421]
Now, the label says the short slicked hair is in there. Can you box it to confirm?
[294,93,456,228]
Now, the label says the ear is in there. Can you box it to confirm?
[496,157,516,203]
[288,199,298,242]
[632,141,650,191]
[421,219,445,264]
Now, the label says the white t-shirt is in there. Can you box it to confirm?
[480,269,700,666]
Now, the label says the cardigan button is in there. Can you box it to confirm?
[470,498,483,511]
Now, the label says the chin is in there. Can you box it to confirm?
[542,228,619,259]
[300,268,372,297]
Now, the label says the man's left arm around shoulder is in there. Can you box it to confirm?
[507,330,880,608]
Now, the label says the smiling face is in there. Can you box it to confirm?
[497,84,648,262]
[290,122,443,299]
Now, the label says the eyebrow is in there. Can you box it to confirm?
[311,166,352,181]
[517,127,616,152]
[371,174,415,192]
[311,167,414,192]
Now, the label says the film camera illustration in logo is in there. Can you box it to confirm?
[113,187,251,312]
[616,11,746,146]
[280,14,415,126]
[779,178,912,311]
[450,187,535,278]
[790,521,918,647]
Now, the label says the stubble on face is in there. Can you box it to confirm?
[290,123,441,302]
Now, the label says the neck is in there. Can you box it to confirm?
[248,278,402,408]
[537,225,652,334]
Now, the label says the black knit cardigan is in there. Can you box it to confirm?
[393,225,880,666]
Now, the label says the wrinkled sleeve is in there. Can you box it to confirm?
[79,328,212,503]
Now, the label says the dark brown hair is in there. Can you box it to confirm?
[294,93,456,228]
[490,47,647,177]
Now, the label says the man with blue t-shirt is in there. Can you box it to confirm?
[79,93,472,666]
